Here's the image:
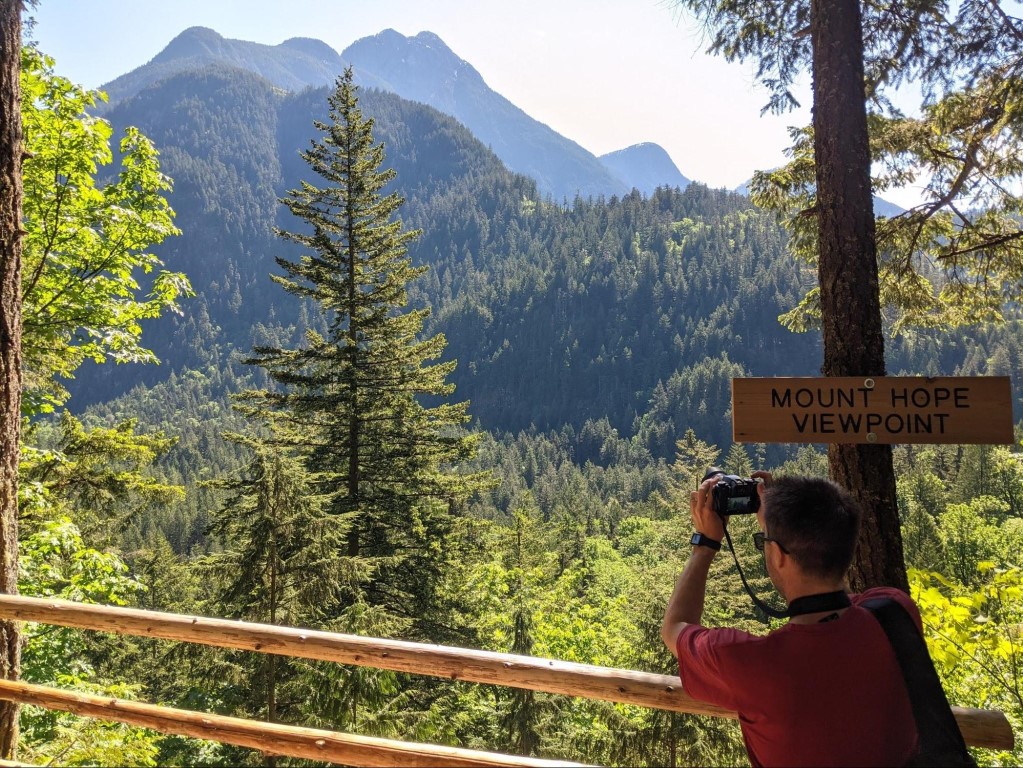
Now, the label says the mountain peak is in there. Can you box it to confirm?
[152,27,226,64]
[279,37,341,60]
[599,143,690,195]
[345,29,479,81]
[373,28,407,44]
[103,28,346,108]
[412,31,449,47]
[171,26,223,42]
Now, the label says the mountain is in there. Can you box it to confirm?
[99,27,630,201]
[341,30,629,201]
[98,26,374,107]
[871,196,906,217]
[733,176,906,216]
[598,143,690,195]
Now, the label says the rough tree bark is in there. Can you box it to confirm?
[810,0,908,591]
[0,0,23,756]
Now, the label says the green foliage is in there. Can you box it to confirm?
[19,682,161,768]
[752,105,1023,332]
[938,498,1004,586]
[912,565,1023,766]
[900,494,945,573]
[16,458,177,762]
[198,436,332,731]
[18,517,161,766]
[10,44,199,764]
[204,437,328,626]
[19,517,140,605]
[20,46,190,415]
[21,414,182,541]
[668,428,720,494]
[700,1,1023,333]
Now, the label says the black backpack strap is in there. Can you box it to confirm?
[861,596,976,767]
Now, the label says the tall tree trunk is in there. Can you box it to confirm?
[810,0,908,591]
[0,0,23,756]
[345,150,360,552]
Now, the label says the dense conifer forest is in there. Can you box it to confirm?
[10,34,1023,768]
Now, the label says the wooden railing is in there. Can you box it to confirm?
[0,595,1013,765]
[0,679,581,767]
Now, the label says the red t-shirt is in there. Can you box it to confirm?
[676,587,920,767]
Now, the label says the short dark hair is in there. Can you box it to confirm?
[762,476,862,581]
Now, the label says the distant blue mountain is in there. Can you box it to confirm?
[99,27,637,201]
[733,177,907,216]
[598,143,690,195]
[98,26,388,107]
[871,196,906,217]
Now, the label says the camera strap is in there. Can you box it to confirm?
[788,590,852,617]
[721,528,851,619]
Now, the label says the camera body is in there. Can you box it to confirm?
[710,472,761,516]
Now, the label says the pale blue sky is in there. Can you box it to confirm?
[29,0,827,195]
[32,0,934,209]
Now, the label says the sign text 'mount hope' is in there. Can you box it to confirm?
[731,376,1013,445]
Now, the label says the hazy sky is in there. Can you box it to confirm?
[29,0,827,197]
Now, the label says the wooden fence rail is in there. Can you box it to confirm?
[0,595,1013,752]
[0,680,585,768]
[0,595,734,718]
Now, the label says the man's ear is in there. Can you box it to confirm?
[769,542,788,573]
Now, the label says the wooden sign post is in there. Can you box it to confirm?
[732,376,1014,445]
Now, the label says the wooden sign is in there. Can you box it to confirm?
[732,376,1014,445]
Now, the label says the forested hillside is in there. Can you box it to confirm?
[73,64,1023,451]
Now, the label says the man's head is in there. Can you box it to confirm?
[757,476,862,586]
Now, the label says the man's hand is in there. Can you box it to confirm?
[752,469,773,497]
[691,475,726,542]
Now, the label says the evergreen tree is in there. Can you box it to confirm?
[669,428,720,496]
[723,443,753,476]
[201,435,332,756]
[497,502,553,756]
[20,414,182,544]
[238,68,489,721]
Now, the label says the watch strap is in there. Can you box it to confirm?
[690,532,722,551]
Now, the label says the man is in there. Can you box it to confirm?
[661,472,920,767]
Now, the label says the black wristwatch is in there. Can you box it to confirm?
[690,532,722,551]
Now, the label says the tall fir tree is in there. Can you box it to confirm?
[239,66,488,646]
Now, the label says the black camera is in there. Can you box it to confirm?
[707,470,761,516]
